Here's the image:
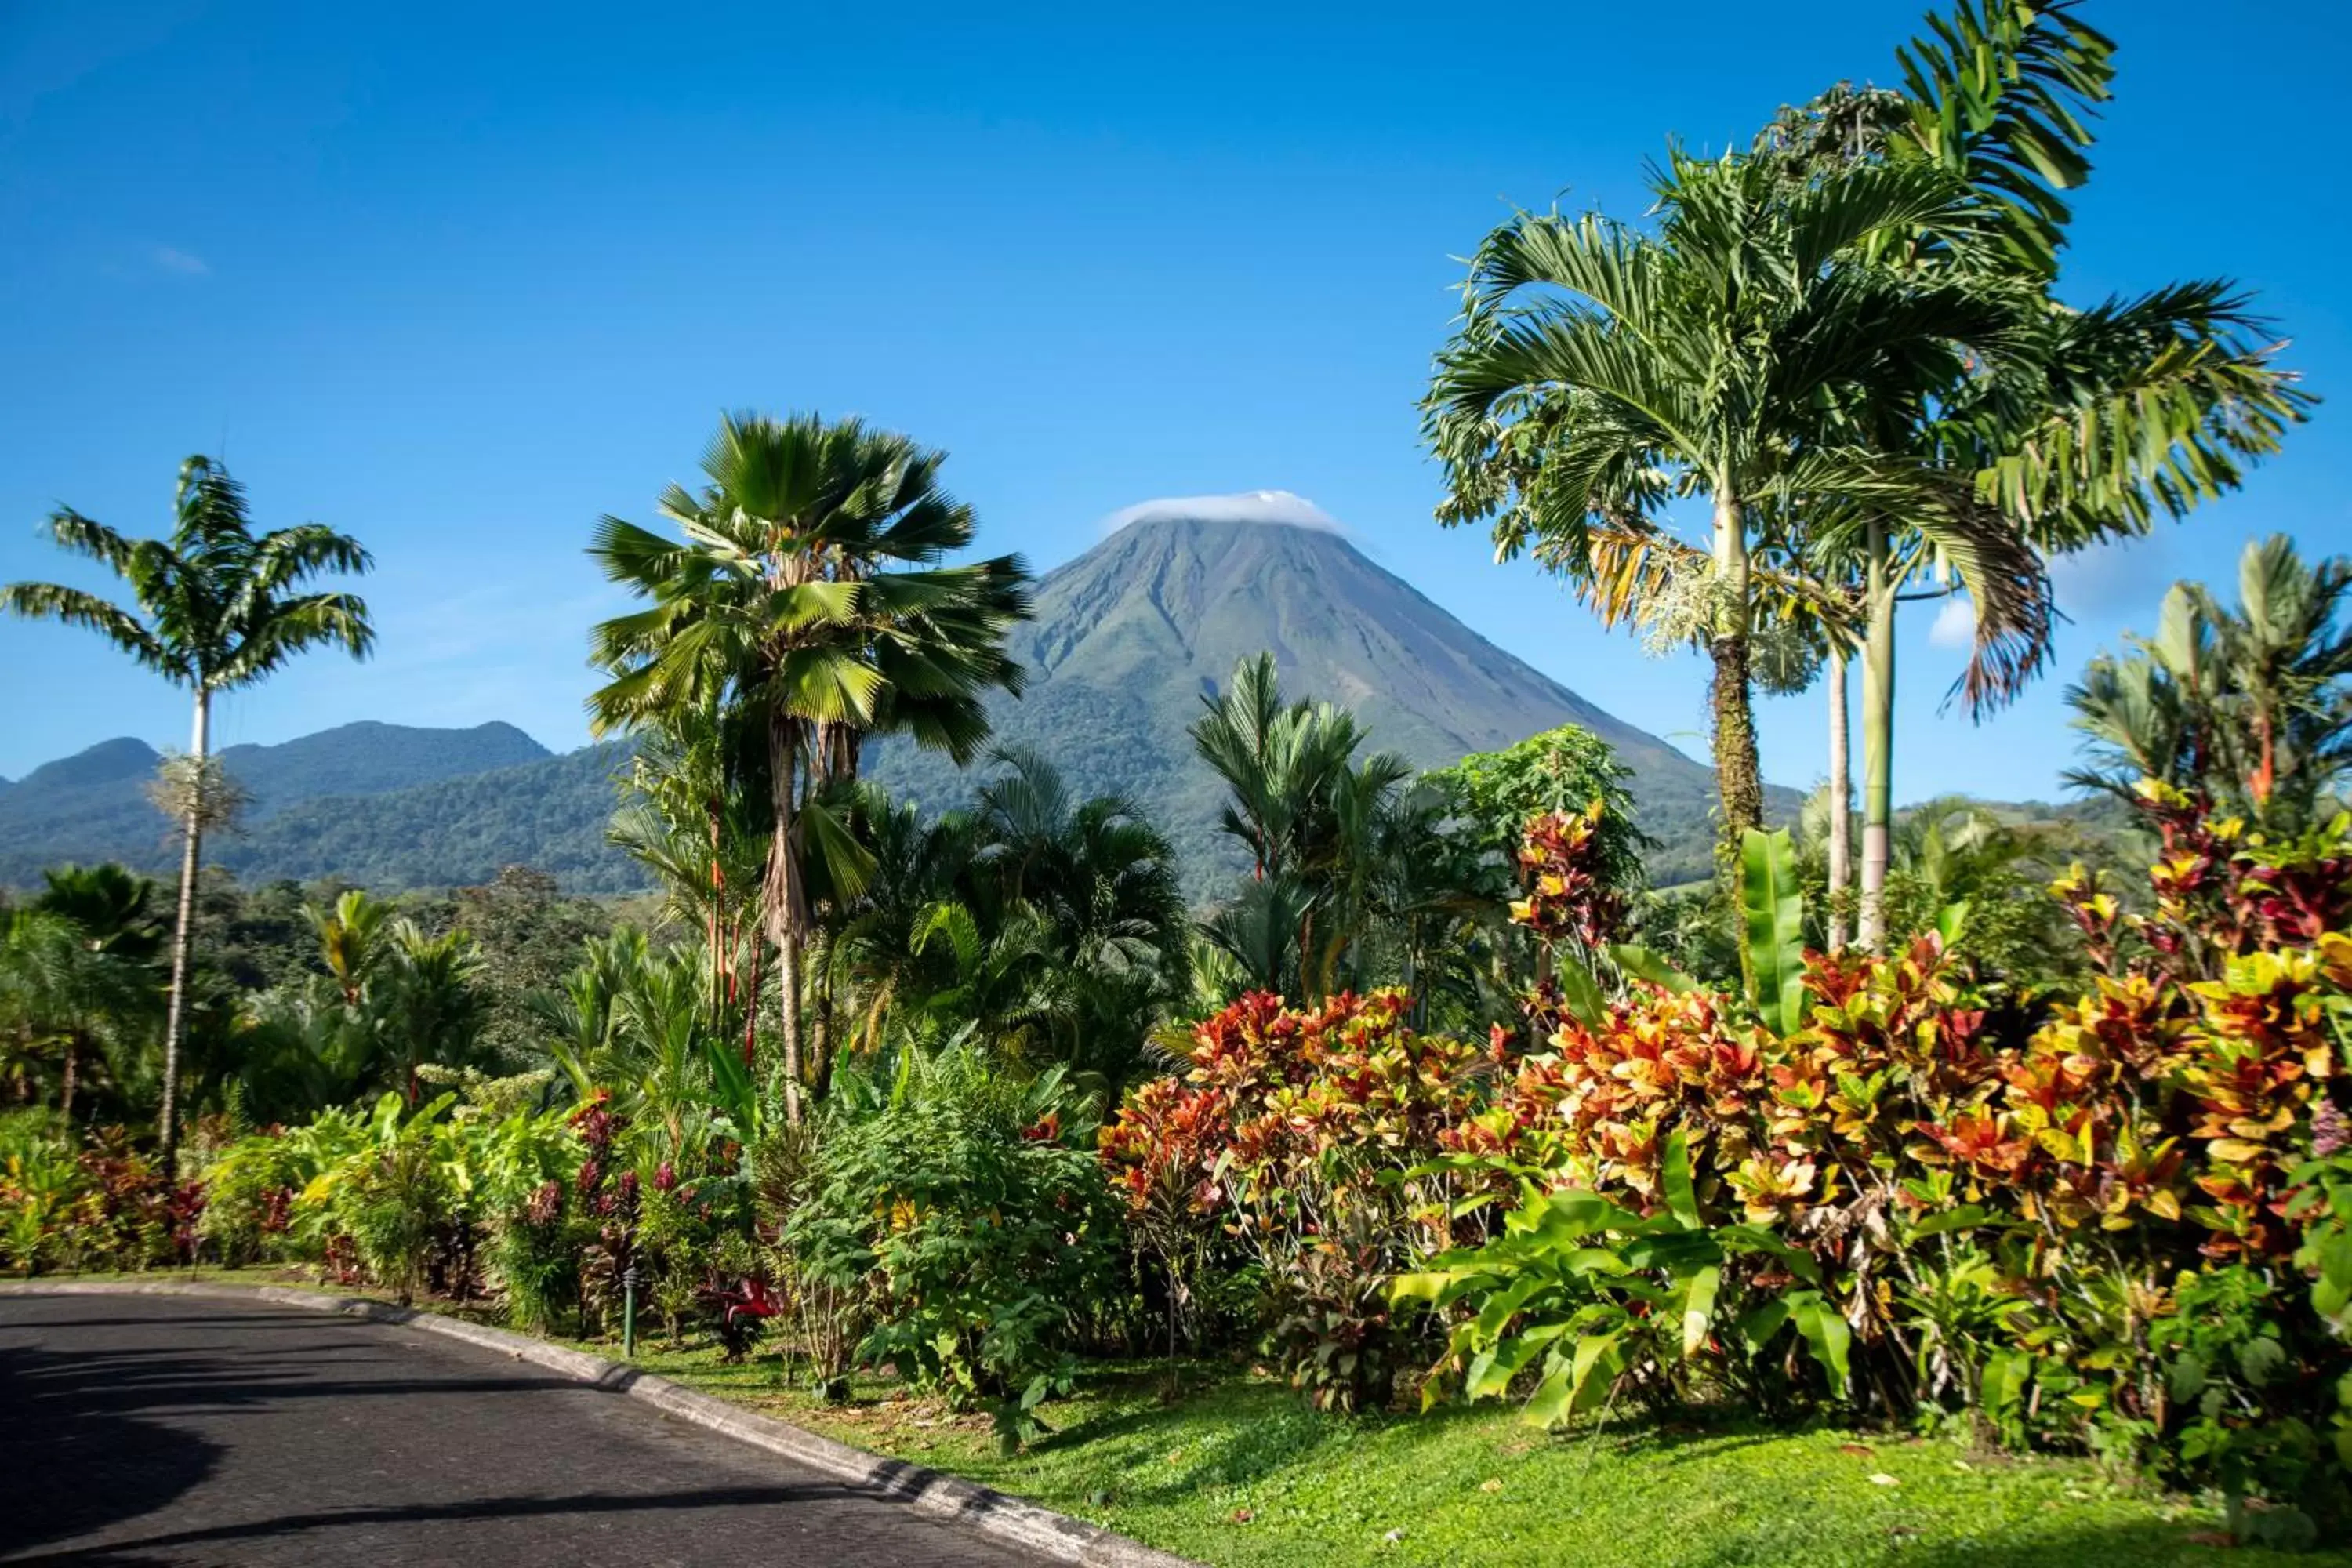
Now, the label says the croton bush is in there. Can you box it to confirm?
[1102,986,1508,1410]
[1,1111,200,1275]
[1399,789,2352,1544]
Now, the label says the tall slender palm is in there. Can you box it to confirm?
[608,695,771,1045]
[2,457,372,1164]
[1425,149,2050,861]
[588,412,1030,1120]
[1760,3,2312,945]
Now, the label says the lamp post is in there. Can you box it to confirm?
[622,1259,640,1360]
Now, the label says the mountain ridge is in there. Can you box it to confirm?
[0,721,558,888]
[2,514,1780,892]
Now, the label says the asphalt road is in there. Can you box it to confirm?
[0,1290,1043,1566]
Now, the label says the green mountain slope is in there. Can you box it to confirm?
[0,721,554,887]
[209,742,643,894]
[870,513,1774,884]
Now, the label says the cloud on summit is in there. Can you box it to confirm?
[1098,489,1347,537]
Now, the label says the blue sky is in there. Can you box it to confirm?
[2,1,2346,804]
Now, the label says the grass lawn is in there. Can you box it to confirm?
[622,1344,2350,1568]
[20,1268,2348,1567]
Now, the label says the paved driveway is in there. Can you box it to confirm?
[0,1290,1040,1566]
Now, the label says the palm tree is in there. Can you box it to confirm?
[967,748,1192,1089]
[34,865,167,967]
[1759,3,2312,946]
[2067,535,2351,830]
[608,695,771,1045]
[1190,654,1414,998]
[0,909,153,1120]
[588,413,1031,1120]
[1190,653,1412,884]
[379,920,490,1105]
[1425,149,2049,862]
[307,888,394,1007]
[2,457,372,1165]
[28,865,167,1117]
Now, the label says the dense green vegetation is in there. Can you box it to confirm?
[5,4,2350,1565]
[0,724,619,893]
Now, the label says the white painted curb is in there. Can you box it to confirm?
[0,1279,1201,1568]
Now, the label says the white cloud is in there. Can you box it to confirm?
[1097,488,1347,537]
[150,245,209,276]
[1928,593,1976,651]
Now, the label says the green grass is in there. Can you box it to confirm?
[23,1269,2346,1567]
[614,1344,2350,1568]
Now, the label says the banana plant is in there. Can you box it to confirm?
[1557,827,1809,1036]
[1739,827,1809,1036]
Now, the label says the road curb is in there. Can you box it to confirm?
[0,1279,1200,1568]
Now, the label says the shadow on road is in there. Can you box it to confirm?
[0,1336,224,1557]
[1,1481,875,1565]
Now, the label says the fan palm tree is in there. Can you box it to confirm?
[34,864,167,967]
[2,457,372,1164]
[1425,147,2050,862]
[587,412,1031,1120]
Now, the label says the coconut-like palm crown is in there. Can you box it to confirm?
[2,456,373,699]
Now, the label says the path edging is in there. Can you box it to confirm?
[1,1279,1199,1568]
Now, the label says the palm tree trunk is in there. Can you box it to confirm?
[708,804,725,1025]
[1859,524,1895,952]
[1708,492,1763,850]
[741,935,763,1069]
[60,1039,77,1120]
[811,951,834,1100]
[764,709,807,1124]
[1826,650,1853,953]
[158,688,208,1173]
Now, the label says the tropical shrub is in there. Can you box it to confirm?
[1402,797,2352,1538]
[782,1048,1118,1448]
[1396,1134,1852,1425]
[2,1111,197,1274]
[1,1112,90,1273]
[1102,988,1500,1410]
[298,1092,458,1305]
